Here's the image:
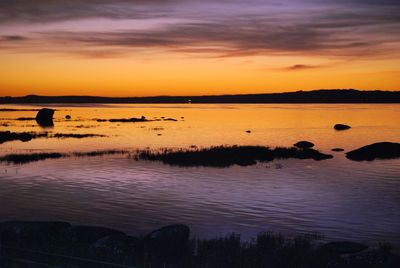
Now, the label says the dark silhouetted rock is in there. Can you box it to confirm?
[294,141,315,149]
[163,118,178,121]
[334,124,351,131]
[331,148,344,152]
[246,130,251,133]
[89,234,138,265]
[346,142,400,161]
[35,108,55,127]
[144,224,190,264]
[65,115,71,119]
[0,221,71,250]
[321,241,368,255]
[61,225,126,256]
[327,249,400,268]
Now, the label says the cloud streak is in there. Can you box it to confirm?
[1,0,399,59]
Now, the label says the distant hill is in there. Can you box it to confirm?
[1,89,400,104]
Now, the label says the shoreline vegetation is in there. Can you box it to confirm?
[0,131,107,144]
[0,150,129,164]
[1,142,399,165]
[1,89,400,104]
[0,221,398,268]
[135,146,333,167]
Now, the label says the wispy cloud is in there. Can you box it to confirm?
[1,0,399,59]
[286,65,321,71]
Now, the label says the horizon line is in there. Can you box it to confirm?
[2,89,400,99]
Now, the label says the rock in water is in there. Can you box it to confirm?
[331,148,345,152]
[294,141,315,149]
[346,142,400,161]
[334,124,351,131]
[65,115,71,120]
[36,108,55,127]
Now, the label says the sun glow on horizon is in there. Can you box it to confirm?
[0,0,399,97]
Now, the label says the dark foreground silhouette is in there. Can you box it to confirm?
[346,142,400,161]
[1,89,400,103]
[0,221,398,268]
[136,145,333,167]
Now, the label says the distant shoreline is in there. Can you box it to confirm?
[1,89,400,104]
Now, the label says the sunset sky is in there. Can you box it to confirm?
[0,0,399,96]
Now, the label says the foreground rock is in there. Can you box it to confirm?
[144,224,190,265]
[294,141,315,149]
[0,221,398,268]
[346,142,400,161]
[334,124,351,131]
[36,108,55,127]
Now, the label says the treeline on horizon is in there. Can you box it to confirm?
[1,89,400,104]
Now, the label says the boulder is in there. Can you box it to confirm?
[144,224,190,264]
[331,148,344,152]
[346,142,400,161]
[0,221,70,250]
[327,249,400,268]
[62,225,125,246]
[89,234,138,265]
[334,124,351,131]
[65,115,71,120]
[294,141,315,149]
[35,108,55,127]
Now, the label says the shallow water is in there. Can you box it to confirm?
[0,104,399,245]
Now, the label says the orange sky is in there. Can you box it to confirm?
[0,0,399,96]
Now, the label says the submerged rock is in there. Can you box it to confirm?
[294,141,315,149]
[346,142,400,161]
[334,124,351,131]
[35,108,55,127]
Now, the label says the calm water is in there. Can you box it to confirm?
[0,104,399,246]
